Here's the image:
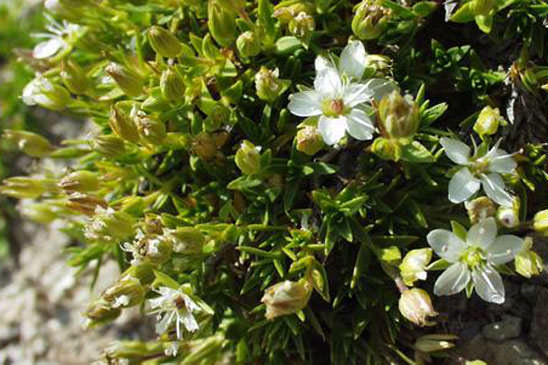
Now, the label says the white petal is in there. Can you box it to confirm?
[487,235,524,265]
[427,229,466,262]
[33,38,64,59]
[345,108,374,141]
[481,173,514,207]
[339,41,366,80]
[287,91,322,117]
[362,78,399,101]
[318,115,347,146]
[487,151,517,174]
[448,168,481,204]
[22,80,39,105]
[179,311,199,332]
[434,262,471,296]
[472,265,505,304]
[315,55,334,74]
[440,138,471,165]
[342,83,370,108]
[314,68,343,99]
[466,217,497,250]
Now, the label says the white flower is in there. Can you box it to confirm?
[31,16,81,59]
[440,137,517,207]
[22,75,55,106]
[148,286,200,340]
[427,218,524,303]
[164,342,180,357]
[287,41,398,146]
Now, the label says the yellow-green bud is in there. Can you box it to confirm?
[235,140,261,175]
[135,112,166,145]
[204,104,229,132]
[261,279,312,320]
[168,227,206,254]
[496,203,520,228]
[399,248,432,286]
[473,106,503,137]
[236,31,261,59]
[378,90,420,139]
[296,126,324,155]
[102,277,145,308]
[534,209,548,235]
[160,68,185,102]
[0,176,54,199]
[61,60,88,95]
[515,237,543,278]
[85,300,121,327]
[84,207,135,244]
[414,334,457,353]
[124,232,173,265]
[364,54,392,77]
[465,196,496,224]
[2,129,53,157]
[92,135,127,157]
[66,193,108,216]
[105,63,144,97]
[398,288,438,326]
[255,67,290,104]
[59,171,100,193]
[208,0,237,47]
[352,0,391,40]
[20,201,60,223]
[192,133,218,161]
[273,2,315,23]
[109,103,140,143]
[288,12,315,43]
[147,26,183,58]
[371,137,402,161]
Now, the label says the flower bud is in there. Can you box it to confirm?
[473,106,503,137]
[22,76,71,111]
[296,126,324,155]
[371,137,401,161]
[208,0,237,47]
[192,133,218,161]
[2,129,53,157]
[273,2,315,23]
[105,63,143,97]
[109,104,140,143]
[533,209,548,235]
[378,91,420,139]
[414,334,457,353]
[102,277,146,308]
[20,201,61,223]
[465,196,496,224]
[122,232,172,265]
[255,67,289,104]
[59,171,100,193]
[85,300,121,327]
[496,204,520,228]
[84,206,135,244]
[235,140,261,175]
[0,176,53,199]
[167,227,206,254]
[66,193,108,215]
[364,54,392,77]
[92,135,127,157]
[61,60,88,95]
[236,31,261,58]
[147,26,183,58]
[352,0,391,40]
[160,68,185,102]
[515,237,543,278]
[261,279,312,320]
[288,12,315,43]
[399,248,432,286]
[203,104,229,132]
[398,288,438,326]
[134,112,166,145]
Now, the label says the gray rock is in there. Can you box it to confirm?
[521,283,541,305]
[455,335,547,365]
[481,315,522,342]
[530,288,548,358]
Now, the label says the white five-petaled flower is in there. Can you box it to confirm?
[287,41,398,146]
[427,218,524,304]
[148,286,200,340]
[31,16,81,59]
[440,137,517,207]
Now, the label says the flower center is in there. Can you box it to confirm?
[322,99,345,117]
[460,246,485,269]
[471,157,489,175]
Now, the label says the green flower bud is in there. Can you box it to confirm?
[235,140,261,175]
[105,62,144,97]
[296,126,324,155]
[534,209,548,235]
[59,171,100,193]
[192,133,218,161]
[473,106,503,137]
[378,90,420,139]
[414,334,457,353]
[208,0,237,47]
[203,104,230,132]
[61,60,88,95]
[2,129,53,157]
[371,137,402,161]
[261,279,312,320]
[134,112,166,145]
[352,0,391,40]
[236,31,261,58]
[147,26,183,58]
[515,237,543,278]
[273,2,315,23]
[255,67,290,104]
[109,103,140,143]
[168,227,206,254]
[160,68,186,102]
[398,288,438,327]
[123,263,155,285]
[399,248,432,286]
[20,201,60,223]
[85,299,121,327]
[288,12,315,43]
[465,196,496,224]
[92,135,127,157]
[102,277,146,308]
[122,231,173,265]
[22,77,71,111]
[0,176,55,199]
[66,193,108,216]
[84,206,135,244]
[364,54,392,77]
[496,202,520,228]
